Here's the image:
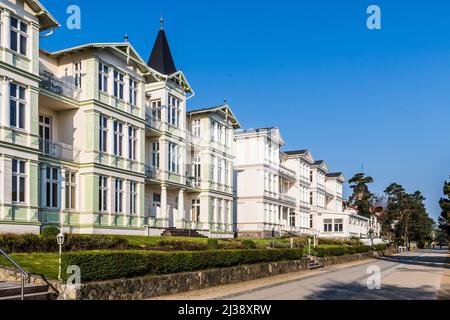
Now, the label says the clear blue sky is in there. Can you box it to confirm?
[40,0,450,221]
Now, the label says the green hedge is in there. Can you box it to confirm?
[61,248,304,282]
[313,245,373,257]
[0,233,133,253]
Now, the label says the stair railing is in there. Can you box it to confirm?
[0,247,30,300]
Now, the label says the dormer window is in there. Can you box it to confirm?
[10,16,28,56]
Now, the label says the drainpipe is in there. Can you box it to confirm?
[39,27,55,39]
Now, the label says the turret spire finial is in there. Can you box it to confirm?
[160,15,164,30]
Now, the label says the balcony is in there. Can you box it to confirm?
[279,165,296,181]
[39,71,81,101]
[279,193,296,204]
[39,139,80,162]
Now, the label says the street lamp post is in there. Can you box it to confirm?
[308,238,311,255]
[57,232,65,281]
[369,228,374,246]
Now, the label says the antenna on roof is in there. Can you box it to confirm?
[224,99,228,105]
[160,15,164,30]
[362,163,364,173]
[124,33,129,42]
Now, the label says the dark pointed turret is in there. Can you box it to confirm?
[147,16,177,75]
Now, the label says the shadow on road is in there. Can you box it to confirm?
[378,253,449,270]
[303,281,439,300]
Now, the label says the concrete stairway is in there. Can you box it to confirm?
[306,255,325,270]
[0,281,56,300]
[162,228,205,238]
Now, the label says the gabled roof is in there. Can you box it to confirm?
[284,150,308,155]
[188,104,240,129]
[326,172,346,182]
[235,127,285,145]
[25,0,59,31]
[312,160,329,172]
[284,149,315,164]
[46,42,160,79]
[147,29,176,75]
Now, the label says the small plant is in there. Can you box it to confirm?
[207,238,219,250]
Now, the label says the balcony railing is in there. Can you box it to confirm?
[145,165,160,179]
[39,139,80,162]
[145,114,162,131]
[39,71,81,100]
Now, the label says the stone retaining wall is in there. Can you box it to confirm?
[55,249,395,300]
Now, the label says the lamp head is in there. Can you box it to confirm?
[56,232,65,245]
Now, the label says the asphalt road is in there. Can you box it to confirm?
[219,249,449,300]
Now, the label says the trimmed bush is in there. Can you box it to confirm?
[372,244,387,251]
[61,248,304,282]
[241,239,256,249]
[157,240,208,251]
[207,238,219,250]
[41,226,60,239]
[313,245,372,257]
[0,233,133,253]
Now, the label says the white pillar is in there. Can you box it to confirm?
[178,188,185,221]
[1,77,10,128]
[161,184,167,225]
[40,165,47,208]
[60,168,66,225]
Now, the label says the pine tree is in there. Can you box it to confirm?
[348,173,374,218]
[438,178,450,237]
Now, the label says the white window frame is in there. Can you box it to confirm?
[129,78,138,106]
[74,61,82,89]
[130,181,138,215]
[9,83,26,129]
[65,171,77,211]
[99,176,108,212]
[113,120,124,157]
[12,159,26,203]
[10,16,28,56]
[98,63,109,93]
[113,70,125,100]
[128,126,137,160]
[168,143,179,173]
[192,119,201,138]
[151,142,160,168]
[45,167,59,209]
[150,100,162,121]
[99,116,108,153]
[168,95,181,127]
[114,179,123,214]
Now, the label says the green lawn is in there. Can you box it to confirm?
[0,253,59,280]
